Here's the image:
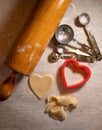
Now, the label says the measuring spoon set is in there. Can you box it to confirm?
[49,13,102,63]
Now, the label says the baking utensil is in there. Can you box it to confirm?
[61,58,91,89]
[49,45,94,63]
[55,24,74,44]
[79,12,102,60]
[55,24,94,55]
[57,45,95,62]
[0,0,72,101]
[61,53,94,62]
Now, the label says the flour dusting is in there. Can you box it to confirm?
[34,42,41,48]
[29,52,34,62]
[17,45,32,52]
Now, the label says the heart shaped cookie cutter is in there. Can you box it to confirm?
[61,58,91,89]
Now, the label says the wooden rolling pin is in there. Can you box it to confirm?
[0,0,71,101]
[5,0,72,75]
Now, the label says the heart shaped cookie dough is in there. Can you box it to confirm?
[29,73,54,98]
[61,58,91,89]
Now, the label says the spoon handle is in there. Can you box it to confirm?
[84,26,102,60]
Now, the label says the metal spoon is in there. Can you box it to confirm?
[79,12,102,60]
[0,71,18,101]
[49,45,94,63]
[55,24,94,56]
[56,45,95,62]
[55,24,74,44]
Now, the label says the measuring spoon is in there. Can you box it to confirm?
[56,45,94,62]
[55,24,94,56]
[48,45,94,63]
[79,13,102,60]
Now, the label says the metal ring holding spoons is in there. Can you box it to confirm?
[48,52,60,63]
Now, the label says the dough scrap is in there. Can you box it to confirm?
[45,101,57,113]
[50,106,67,121]
[45,95,78,121]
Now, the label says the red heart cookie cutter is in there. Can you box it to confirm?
[61,58,91,89]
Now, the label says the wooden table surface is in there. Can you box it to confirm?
[0,0,102,130]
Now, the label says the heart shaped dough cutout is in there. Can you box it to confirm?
[29,73,54,98]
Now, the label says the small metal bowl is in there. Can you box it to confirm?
[56,45,68,55]
[55,24,74,45]
[79,13,90,26]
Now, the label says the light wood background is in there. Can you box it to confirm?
[0,0,102,130]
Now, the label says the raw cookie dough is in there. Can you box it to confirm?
[29,73,54,98]
[45,95,78,121]
[50,106,67,121]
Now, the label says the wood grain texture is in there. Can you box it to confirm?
[5,0,71,75]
